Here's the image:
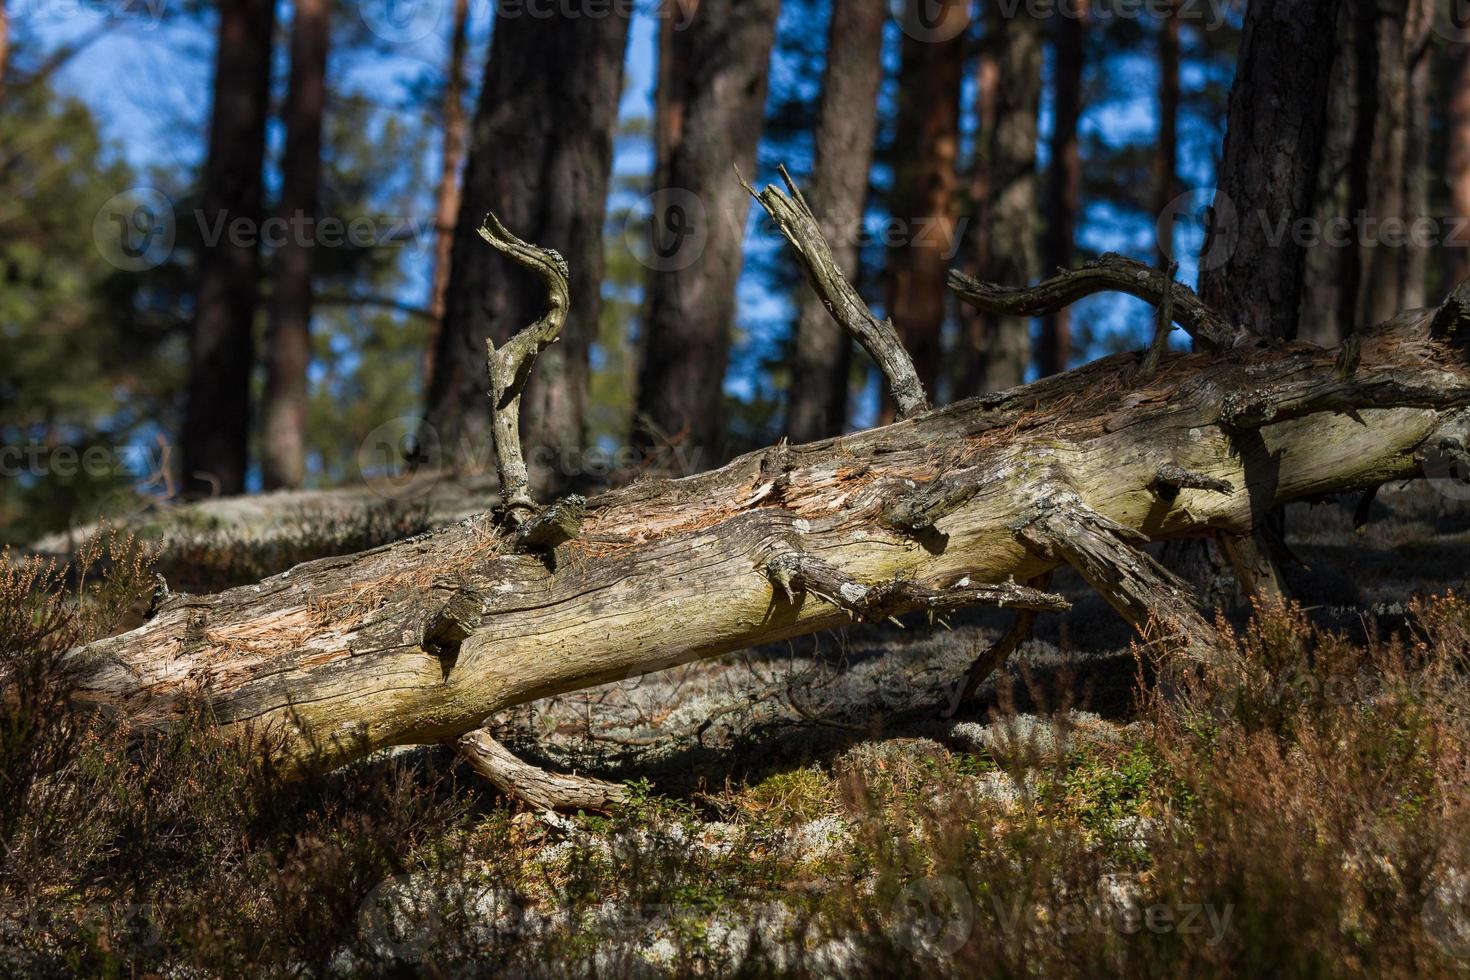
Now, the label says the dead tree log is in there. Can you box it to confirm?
[60,187,1470,779]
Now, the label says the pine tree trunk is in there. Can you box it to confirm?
[422,0,472,390]
[1301,0,1431,346]
[1182,0,1339,601]
[1352,0,1414,330]
[955,49,998,400]
[881,0,968,415]
[1297,0,1358,348]
[427,5,630,481]
[262,0,331,492]
[634,0,780,459]
[1400,0,1432,311]
[785,0,885,443]
[964,4,1042,395]
[1453,31,1470,287]
[1199,0,1338,342]
[182,0,276,496]
[1040,5,1085,377]
[1154,2,1179,266]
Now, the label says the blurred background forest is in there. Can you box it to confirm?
[2,0,1466,545]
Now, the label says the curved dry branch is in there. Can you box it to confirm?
[457,729,626,812]
[743,166,930,420]
[949,253,1240,352]
[478,212,571,524]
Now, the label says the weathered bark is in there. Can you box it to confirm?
[785,0,886,443]
[748,168,929,420]
[949,252,1235,352]
[428,2,630,480]
[475,214,571,525]
[182,0,275,497]
[633,0,780,459]
[262,0,331,491]
[1200,0,1337,342]
[963,2,1042,396]
[1039,2,1085,378]
[422,0,472,390]
[881,0,968,413]
[64,251,1470,774]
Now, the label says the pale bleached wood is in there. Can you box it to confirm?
[62,312,1470,773]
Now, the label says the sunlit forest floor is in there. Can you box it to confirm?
[3,483,1469,976]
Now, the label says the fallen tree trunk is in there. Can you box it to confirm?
[60,179,1470,778]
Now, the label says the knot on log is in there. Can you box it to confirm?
[513,495,586,552]
[880,469,985,535]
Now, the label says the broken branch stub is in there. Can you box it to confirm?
[764,552,1068,623]
[478,212,571,525]
[945,571,1055,716]
[743,165,930,421]
[1014,491,1229,666]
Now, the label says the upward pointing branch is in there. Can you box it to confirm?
[743,165,931,421]
[478,212,570,525]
